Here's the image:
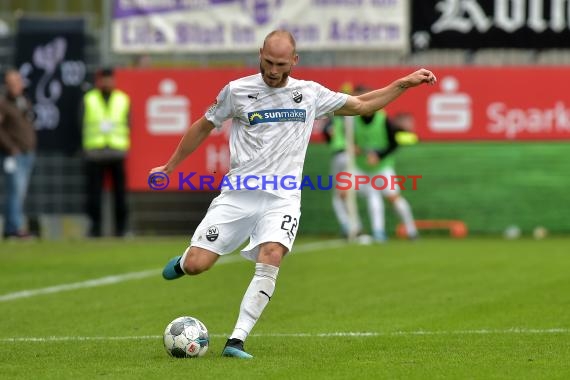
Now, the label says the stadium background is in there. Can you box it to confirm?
[0,0,569,238]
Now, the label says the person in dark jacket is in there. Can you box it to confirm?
[0,69,36,239]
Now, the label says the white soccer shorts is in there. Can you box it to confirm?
[190,190,301,261]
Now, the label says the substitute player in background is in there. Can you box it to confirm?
[350,84,419,242]
[351,101,419,241]
[151,30,436,358]
[324,101,419,241]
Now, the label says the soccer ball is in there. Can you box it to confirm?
[163,316,209,358]
[533,226,548,240]
[503,225,521,240]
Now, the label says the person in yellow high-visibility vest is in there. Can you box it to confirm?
[81,67,130,237]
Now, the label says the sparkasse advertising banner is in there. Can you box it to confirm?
[412,0,570,49]
[112,0,408,53]
[116,67,570,191]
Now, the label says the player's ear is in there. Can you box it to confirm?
[293,54,299,66]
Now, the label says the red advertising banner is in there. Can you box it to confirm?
[117,67,570,191]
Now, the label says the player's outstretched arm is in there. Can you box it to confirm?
[335,68,437,116]
[149,116,215,175]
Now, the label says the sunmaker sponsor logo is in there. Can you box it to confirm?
[247,109,307,125]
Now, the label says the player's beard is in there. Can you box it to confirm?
[260,63,291,88]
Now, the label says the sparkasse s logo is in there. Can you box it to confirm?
[146,78,190,135]
[427,76,472,133]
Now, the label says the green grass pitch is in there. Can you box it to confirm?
[1,237,570,379]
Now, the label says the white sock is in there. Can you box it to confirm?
[367,191,385,234]
[229,263,279,342]
[178,247,190,274]
[394,197,417,236]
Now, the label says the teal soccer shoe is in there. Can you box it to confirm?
[162,256,185,280]
[221,339,253,359]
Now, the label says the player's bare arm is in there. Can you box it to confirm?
[335,68,437,116]
[149,116,215,175]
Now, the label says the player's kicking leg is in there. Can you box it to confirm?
[163,191,254,280]
[162,246,219,279]
[222,241,285,359]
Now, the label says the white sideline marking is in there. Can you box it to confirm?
[0,239,347,303]
[0,269,160,302]
[1,329,569,343]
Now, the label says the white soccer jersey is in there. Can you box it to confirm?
[205,74,347,199]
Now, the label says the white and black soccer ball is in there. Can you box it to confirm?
[163,316,209,358]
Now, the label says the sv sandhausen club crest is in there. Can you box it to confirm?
[292,90,302,103]
[206,225,219,241]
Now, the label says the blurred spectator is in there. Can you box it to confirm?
[132,54,152,68]
[0,69,36,239]
[81,67,131,237]
[0,18,9,36]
